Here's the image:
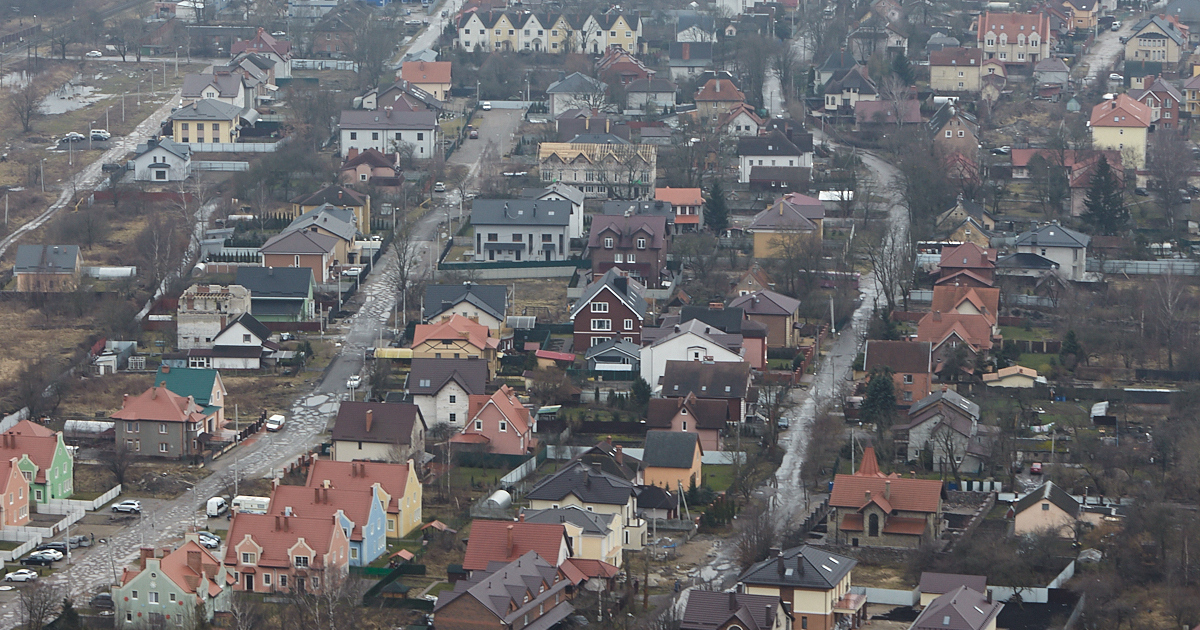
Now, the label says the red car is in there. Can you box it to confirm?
[1030,462,1043,475]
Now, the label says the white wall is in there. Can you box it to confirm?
[340,127,436,158]
[640,332,743,390]
[412,381,471,427]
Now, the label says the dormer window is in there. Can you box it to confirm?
[604,237,614,248]
[294,555,309,567]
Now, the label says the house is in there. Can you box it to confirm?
[399,61,451,101]
[181,71,247,109]
[111,385,213,460]
[919,573,988,608]
[223,511,350,593]
[522,506,622,568]
[640,321,745,390]
[828,449,944,548]
[635,484,678,520]
[626,77,677,112]
[936,200,996,235]
[13,245,82,292]
[675,13,717,42]
[182,313,276,370]
[584,338,641,374]
[642,430,702,492]
[546,72,608,117]
[258,229,338,283]
[929,48,986,93]
[114,539,230,628]
[1184,73,1200,115]
[822,65,878,115]
[1062,0,1099,30]
[660,360,753,424]
[928,101,979,163]
[519,182,586,239]
[984,365,1046,387]
[1014,223,1090,281]
[732,263,774,296]
[433,551,575,630]
[586,215,669,288]
[454,11,641,54]
[0,458,29,528]
[462,518,571,571]
[537,140,657,199]
[0,421,73,503]
[737,545,863,630]
[1033,58,1070,87]
[601,199,676,231]
[1012,481,1081,538]
[406,358,488,428]
[1129,75,1184,128]
[681,591,794,630]
[153,366,226,428]
[596,46,655,86]
[655,187,704,232]
[231,28,292,79]
[1126,15,1186,64]
[854,100,922,127]
[331,401,426,464]
[911,586,1003,630]
[339,148,400,188]
[738,131,813,185]
[306,459,423,538]
[977,12,1051,64]
[893,388,993,474]
[729,290,803,348]
[339,109,438,159]
[287,184,371,231]
[668,42,713,80]
[577,437,644,484]
[817,49,858,87]
[930,284,1000,324]
[234,267,316,322]
[864,341,933,407]
[916,311,997,367]
[470,199,572,262]
[285,204,363,265]
[225,53,277,106]
[450,385,534,457]
[745,192,824,257]
[935,242,995,288]
[411,315,499,375]
[130,137,192,182]
[571,268,648,350]
[719,103,767,137]
[168,99,244,145]
[268,484,388,566]
[1089,94,1151,168]
[847,16,908,63]
[526,460,646,549]
[423,283,508,332]
[694,76,746,123]
[669,305,768,369]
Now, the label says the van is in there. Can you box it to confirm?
[206,497,228,517]
[230,495,270,515]
[266,414,286,432]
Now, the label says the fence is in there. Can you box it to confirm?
[291,59,360,71]
[0,408,30,434]
[44,485,121,513]
[439,259,587,279]
[908,290,1058,309]
[0,535,40,563]
[498,455,540,486]
[195,161,250,172]
[1088,259,1200,275]
[856,586,919,606]
[187,142,282,153]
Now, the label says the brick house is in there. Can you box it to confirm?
[828,447,943,548]
[647,393,728,452]
[681,591,794,630]
[329,401,426,464]
[586,214,669,288]
[737,546,862,630]
[433,551,575,630]
[450,386,535,457]
[0,458,30,528]
[223,512,350,593]
[462,518,571,571]
[863,340,932,407]
[570,268,648,350]
[257,229,338,284]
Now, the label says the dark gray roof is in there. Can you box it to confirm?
[676,14,715,34]
[471,199,573,227]
[406,358,488,397]
[680,306,747,333]
[668,42,713,65]
[600,199,674,219]
[738,545,857,590]
[995,252,1059,269]
[1131,14,1186,45]
[338,109,438,130]
[1164,0,1200,24]
[1014,481,1079,518]
[661,361,751,399]
[681,591,782,630]
[634,485,675,510]
[819,49,857,72]
[235,267,314,298]
[569,268,648,320]
[577,441,644,481]
[168,98,245,122]
[642,431,699,469]
[520,183,585,206]
[521,506,613,534]
[219,312,272,344]
[258,229,338,255]
[928,101,977,134]
[568,133,630,145]
[182,72,243,99]
[627,78,677,93]
[546,72,606,95]
[908,388,980,420]
[912,586,1003,630]
[331,401,425,445]
[738,130,803,157]
[14,245,80,274]
[434,550,572,622]
[135,137,191,161]
[1014,224,1090,248]
[286,204,359,241]
[584,338,640,361]
[526,460,637,506]
[423,284,508,321]
[919,572,988,596]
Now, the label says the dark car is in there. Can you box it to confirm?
[36,542,67,554]
[1135,187,1149,196]
[90,593,114,610]
[20,555,54,566]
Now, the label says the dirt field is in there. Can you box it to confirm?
[851,561,916,590]
[75,461,211,499]
[0,301,92,388]
[482,278,569,322]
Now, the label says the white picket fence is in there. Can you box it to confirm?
[0,531,41,563]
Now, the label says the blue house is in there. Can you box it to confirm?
[267,483,387,566]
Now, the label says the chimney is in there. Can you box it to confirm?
[775,550,784,576]
[275,515,282,530]
[162,366,170,374]
[323,487,329,503]
[986,589,993,604]
[709,302,724,310]
[519,512,525,523]
[615,445,624,465]
[932,310,941,322]
[507,524,515,556]
[865,490,871,500]
[885,480,891,500]
[315,487,321,502]
[140,547,155,569]
[942,384,949,392]
[365,409,374,433]
[284,515,290,532]
[715,79,721,93]
[187,550,202,574]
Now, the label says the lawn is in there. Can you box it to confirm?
[702,465,733,492]
[1018,353,1057,373]
[999,325,1057,342]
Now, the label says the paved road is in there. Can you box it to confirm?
[1084,21,1134,85]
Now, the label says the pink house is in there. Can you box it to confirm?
[450,385,536,457]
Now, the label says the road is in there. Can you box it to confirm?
[1084,21,1133,84]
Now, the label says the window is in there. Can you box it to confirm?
[591,302,608,313]
[311,577,319,590]
[903,391,913,401]
[958,130,965,137]
[35,490,41,502]
[591,319,611,331]
[541,233,553,242]
[350,548,358,559]
[449,395,456,403]
[132,591,138,600]
[624,319,633,330]
[475,420,483,431]
[372,132,379,140]
[868,513,879,537]
[499,421,508,432]
[614,253,623,263]
[212,123,219,132]
[1042,503,1050,511]
[945,130,952,137]
[488,233,498,241]
[903,374,913,384]
[349,132,357,140]
[294,556,309,568]
[242,552,256,564]
[279,575,287,587]
[156,170,167,181]
[801,617,808,629]
[263,574,272,586]
[590,337,610,346]
[626,253,635,263]
[127,613,133,622]
[182,123,189,130]
[149,592,159,604]
[604,237,614,248]
[126,422,138,433]
[417,132,424,141]
[160,423,168,434]
[449,413,457,423]
[464,29,470,34]
[159,443,169,453]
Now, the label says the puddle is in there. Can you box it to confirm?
[39,77,103,115]
[1,71,30,89]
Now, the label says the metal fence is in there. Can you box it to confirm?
[1088,259,1200,275]
[908,290,1058,308]
[189,143,281,153]
[195,161,250,171]
[290,59,360,71]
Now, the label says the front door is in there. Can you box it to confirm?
[244,573,253,591]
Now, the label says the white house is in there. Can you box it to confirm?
[736,130,813,184]
[181,71,249,109]
[338,109,438,158]
[625,77,677,112]
[185,313,276,370]
[1013,223,1090,281]
[130,137,192,182]
[719,103,765,137]
[405,358,488,428]
[546,72,609,117]
[675,14,717,42]
[639,319,744,390]
[520,183,586,240]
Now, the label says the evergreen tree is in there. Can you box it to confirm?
[1060,329,1084,368]
[1080,155,1129,235]
[705,180,730,234]
[891,52,914,85]
[57,598,82,630]
[859,367,898,430]
[631,378,652,410]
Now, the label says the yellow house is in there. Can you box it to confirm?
[1089,94,1151,168]
[411,314,499,376]
[1125,15,1186,64]
[1183,74,1200,115]
[919,573,988,608]
[929,47,984,93]
[1012,481,1079,538]
[306,459,424,538]
[168,99,243,145]
[523,506,623,568]
[983,365,1044,388]
[747,193,824,259]
[738,545,865,630]
[400,61,452,101]
[288,184,371,232]
[641,431,702,492]
[1062,0,1098,31]
[913,586,1002,630]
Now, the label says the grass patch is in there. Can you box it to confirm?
[1018,353,1056,373]
[0,540,23,551]
[999,325,1056,342]
[427,581,455,596]
[702,465,733,493]
[69,490,106,502]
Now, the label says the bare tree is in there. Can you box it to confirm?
[735,502,778,568]
[931,424,964,486]
[136,211,182,294]
[18,581,62,630]
[9,83,42,133]
[1148,130,1193,233]
[105,440,136,486]
[527,368,576,407]
[766,231,822,296]
[877,75,912,127]
[1152,269,1190,370]
[864,224,913,314]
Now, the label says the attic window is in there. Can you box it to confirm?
[725,386,731,392]
[673,385,680,391]
[974,607,985,614]
[785,568,794,576]
[701,386,707,391]
[681,409,688,414]
[943,616,952,626]
[419,379,431,387]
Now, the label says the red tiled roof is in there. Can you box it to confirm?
[882,516,930,535]
[465,385,532,436]
[840,513,864,531]
[934,269,993,287]
[916,312,995,351]
[939,243,995,269]
[977,11,1050,42]
[929,47,982,66]
[305,460,411,513]
[694,78,745,103]
[559,557,588,584]
[1089,94,1151,128]
[536,350,576,362]
[563,557,619,579]
[0,421,60,484]
[462,520,568,571]
[401,61,452,84]
[655,187,704,207]
[268,485,377,541]
[413,314,498,351]
[223,512,344,569]
[830,474,942,514]
[110,386,208,424]
[930,285,1000,321]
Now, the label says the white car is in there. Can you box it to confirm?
[112,500,142,514]
[85,50,103,58]
[347,375,361,389]
[1109,73,1123,82]
[90,129,111,141]
[5,569,38,582]
[341,267,362,277]
[481,101,492,111]
[32,549,63,561]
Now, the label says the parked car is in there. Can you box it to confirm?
[341,267,362,277]
[433,181,446,192]
[481,101,492,110]
[196,536,219,550]
[279,332,294,341]
[469,128,479,139]
[20,555,54,567]
[85,50,103,58]
[90,129,111,141]
[36,542,67,554]
[1111,20,1121,30]
[112,500,142,513]
[265,414,286,432]
[59,132,86,143]
[778,417,790,430]
[1135,187,1149,196]
[347,375,361,389]
[1031,462,1043,475]
[5,569,38,582]
[90,593,114,610]
[1109,73,1123,82]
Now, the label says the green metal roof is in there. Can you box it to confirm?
[154,367,219,406]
